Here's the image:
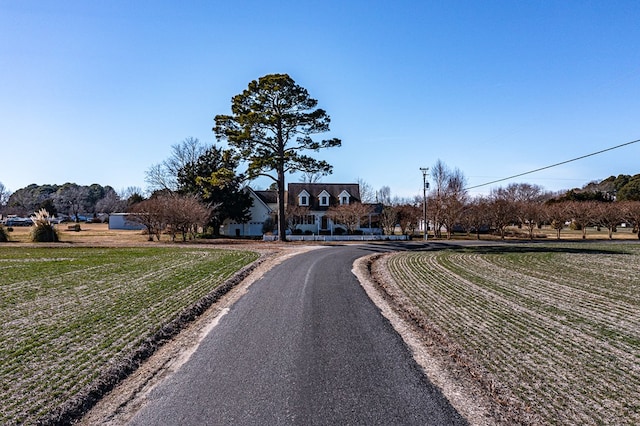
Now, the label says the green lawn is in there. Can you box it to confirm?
[0,246,259,425]
[386,242,640,425]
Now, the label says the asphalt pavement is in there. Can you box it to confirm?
[128,244,467,425]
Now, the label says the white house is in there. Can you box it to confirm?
[221,183,383,237]
[221,188,275,237]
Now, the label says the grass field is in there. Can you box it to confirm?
[0,246,259,425]
[385,242,640,425]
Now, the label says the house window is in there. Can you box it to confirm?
[298,190,310,206]
[321,196,328,206]
[338,190,351,205]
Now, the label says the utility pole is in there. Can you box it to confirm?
[420,167,429,241]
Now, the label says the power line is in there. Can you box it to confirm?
[466,138,640,190]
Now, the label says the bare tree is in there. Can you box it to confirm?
[488,187,518,239]
[566,200,598,239]
[459,196,490,240]
[285,204,311,233]
[377,186,392,205]
[54,184,90,222]
[325,202,372,234]
[300,171,323,184]
[620,200,640,239]
[95,188,126,215]
[593,202,622,240]
[544,202,569,240]
[0,182,10,211]
[145,137,208,192]
[163,194,211,241]
[396,204,421,235]
[129,193,210,241]
[379,205,397,235]
[357,178,376,203]
[129,198,166,241]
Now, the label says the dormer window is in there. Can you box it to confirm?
[298,190,310,206]
[318,190,330,207]
[338,190,351,205]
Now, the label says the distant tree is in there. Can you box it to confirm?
[162,194,211,241]
[285,204,311,233]
[7,184,58,216]
[95,188,126,214]
[459,196,490,240]
[325,202,372,234]
[356,178,375,204]
[508,183,548,240]
[177,145,252,236]
[379,205,397,235]
[488,187,518,239]
[54,184,90,222]
[120,187,145,208]
[145,137,208,192]
[375,186,391,205]
[593,201,622,240]
[544,201,569,240]
[0,182,10,212]
[214,74,341,242]
[129,198,165,241]
[620,200,640,239]
[617,175,640,201]
[396,203,421,235]
[440,168,467,239]
[566,200,598,239]
[300,171,323,184]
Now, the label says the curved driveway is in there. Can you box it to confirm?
[128,244,467,425]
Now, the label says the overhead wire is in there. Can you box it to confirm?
[465,138,640,190]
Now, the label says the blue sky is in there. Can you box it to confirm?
[1,0,639,199]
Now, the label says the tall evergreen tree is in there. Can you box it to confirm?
[214,73,341,241]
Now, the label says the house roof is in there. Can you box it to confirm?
[253,190,278,205]
[287,183,361,209]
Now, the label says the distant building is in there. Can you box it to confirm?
[108,213,145,230]
[221,183,382,237]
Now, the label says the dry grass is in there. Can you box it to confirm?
[0,246,260,425]
[383,243,640,425]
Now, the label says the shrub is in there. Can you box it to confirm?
[0,226,8,242]
[30,209,59,242]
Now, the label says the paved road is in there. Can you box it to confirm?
[128,244,467,425]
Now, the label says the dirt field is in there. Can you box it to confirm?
[377,243,640,425]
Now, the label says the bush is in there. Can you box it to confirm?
[30,209,59,243]
[0,226,8,242]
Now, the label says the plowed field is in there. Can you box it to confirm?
[0,246,259,424]
[386,243,640,425]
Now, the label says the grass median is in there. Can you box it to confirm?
[0,246,259,425]
[385,242,640,425]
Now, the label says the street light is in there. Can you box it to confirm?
[420,167,429,241]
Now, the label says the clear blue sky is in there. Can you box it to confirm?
[1,0,639,199]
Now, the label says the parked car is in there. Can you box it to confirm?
[5,217,33,226]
